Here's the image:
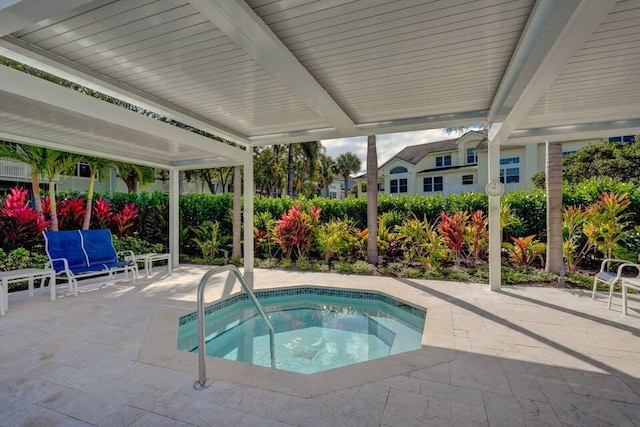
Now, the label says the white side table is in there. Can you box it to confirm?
[0,268,56,316]
[621,278,640,316]
[130,253,172,278]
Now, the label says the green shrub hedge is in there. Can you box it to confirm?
[88,177,640,248]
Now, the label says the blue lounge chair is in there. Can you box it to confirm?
[43,230,137,296]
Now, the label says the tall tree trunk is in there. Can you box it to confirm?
[287,144,294,197]
[31,169,43,217]
[82,171,97,230]
[232,166,242,259]
[546,141,564,275]
[367,135,378,264]
[49,180,59,231]
[343,173,349,198]
[324,180,330,198]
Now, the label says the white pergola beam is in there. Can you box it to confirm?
[0,36,252,148]
[490,0,618,144]
[189,0,359,137]
[508,120,640,145]
[0,66,250,165]
[0,0,95,37]
[0,131,170,169]
[247,110,490,146]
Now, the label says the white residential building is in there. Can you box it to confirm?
[355,132,602,197]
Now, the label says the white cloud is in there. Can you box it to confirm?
[322,128,452,173]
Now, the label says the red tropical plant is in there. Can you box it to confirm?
[92,198,113,229]
[58,197,85,230]
[0,187,49,250]
[465,210,488,263]
[272,204,321,259]
[502,235,546,266]
[438,211,468,266]
[111,202,139,237]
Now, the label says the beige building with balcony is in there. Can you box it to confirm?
[355,132,601,197]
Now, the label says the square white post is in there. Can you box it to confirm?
[488,138,502,291]
[169,168,180,270]
[243,154,254,287]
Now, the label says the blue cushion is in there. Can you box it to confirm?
[43,231,89,273]
[81,229,118,266]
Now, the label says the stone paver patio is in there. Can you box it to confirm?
[1,266,639,426]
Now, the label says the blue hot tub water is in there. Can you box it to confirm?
[177,287,425,374]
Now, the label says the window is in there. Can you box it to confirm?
[329,191,337,199]
[499,157,520,183]
[435,155,451,168]
[466,148,477,164]
[78,163,91,178]
[423,176,443,192]
[64,162,93,178]
[608,135,634,143]
[390,178,408,194]
[399,178,407,193]
[377,183,385,192]
[462,174,474,185]
[562,150,577,157]
[389,166,408,174]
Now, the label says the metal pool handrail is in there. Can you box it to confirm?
[194,265,275,390]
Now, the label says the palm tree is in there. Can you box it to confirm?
[113,162,156,193]
[546,141,564,275]
[77,155,113,229]
[366,135,378,263]
[297,141,323,197]
[318,153,336,197]
[287,144,295,197]
[335,152,361,198]
[42,150,81,231]
[0,142,47,216]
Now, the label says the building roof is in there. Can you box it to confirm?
[379,131,484,170]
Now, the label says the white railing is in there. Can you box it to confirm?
[193,265,275,390]
[0,159,31,180]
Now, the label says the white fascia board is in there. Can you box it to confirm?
[0,66,250,164]
[508,120,640,144]
[489,0,618,145]
[170,157,248,170]
[0,36,251,147]
[0,0,95,37]
[0,131,170,169]
[189,0,358,136]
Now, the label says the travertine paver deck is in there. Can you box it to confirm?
[0,266,639,426]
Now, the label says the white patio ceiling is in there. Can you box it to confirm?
[0,0,639,166]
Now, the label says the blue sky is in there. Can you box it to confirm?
[322,128,454,174]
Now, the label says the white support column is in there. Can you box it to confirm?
[488,138,502,291]
[243,155,255,287]
[169,168,180,269]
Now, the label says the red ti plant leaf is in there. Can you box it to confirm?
[58,197,85,230]
[438,211,468,266]
[92,198,113,229]
[111,202,139,237]
[0,187,50,250]
[272,204,320,260]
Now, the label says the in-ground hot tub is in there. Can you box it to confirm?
[177,286,425,374]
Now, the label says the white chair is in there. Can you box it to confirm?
[592,259,640,309]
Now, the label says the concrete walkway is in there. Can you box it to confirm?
[1,266,639,426]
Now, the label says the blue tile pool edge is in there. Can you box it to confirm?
[178,286,426,326]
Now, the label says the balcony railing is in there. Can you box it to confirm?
[0,158,62,183]
[0,159,31,180]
